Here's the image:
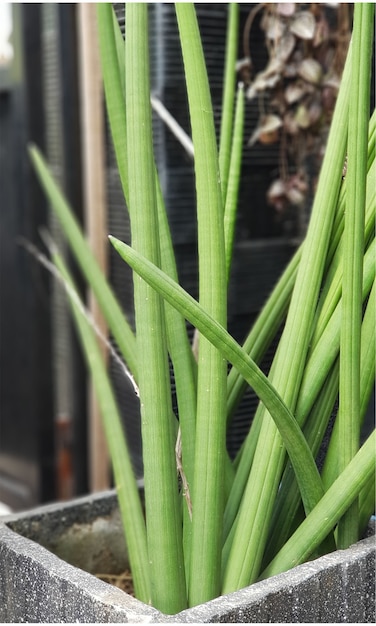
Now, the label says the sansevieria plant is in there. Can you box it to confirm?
[28,3,375,614]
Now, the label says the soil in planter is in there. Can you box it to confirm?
[95,569,135,596]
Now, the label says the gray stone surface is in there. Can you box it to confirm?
[0,524,160,623]
[0,490,374,623]
[170,534,375,623]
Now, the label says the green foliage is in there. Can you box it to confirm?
[29,2,375,614]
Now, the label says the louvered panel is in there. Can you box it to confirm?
[229,240,297,318]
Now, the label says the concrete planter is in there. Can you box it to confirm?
[0,490,374,623]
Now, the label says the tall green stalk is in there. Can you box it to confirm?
[265,266,375,563]
[97,3,128,201]
[322,277,376,493]
[222,33,352,594]
[98,5,198,529]
[155,177,197,581]
[175,4,228,605]
[224,83,245,281]
[125,4,186,613]
[219,3,239,204]
[28,145,138,379]
[337,2,374,548]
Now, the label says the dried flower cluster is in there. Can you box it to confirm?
[239,3,351,219]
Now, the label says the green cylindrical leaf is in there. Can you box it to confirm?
[175,3,228,605]
[223,30,353,592]
[125,4,186,613]
[96,3,129,202]
[28,145,138,379]
[219,3,239,203]
[224,83,245,281]
[322,276,376,491]
[337,2,374,547]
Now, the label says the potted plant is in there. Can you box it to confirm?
[1,2,375,622]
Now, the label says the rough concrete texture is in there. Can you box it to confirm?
[0,524,160,623]
[0,491,374,623]
[172,533,375,623]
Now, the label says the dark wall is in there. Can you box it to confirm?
[0,4,54,509]
[0,4,88,510]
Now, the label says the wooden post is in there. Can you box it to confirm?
[77,4,110,491]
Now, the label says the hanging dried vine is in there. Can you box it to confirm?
[239,3,352,226]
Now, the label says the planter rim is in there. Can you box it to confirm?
[1,489,375,623]
[175,526,375,622]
